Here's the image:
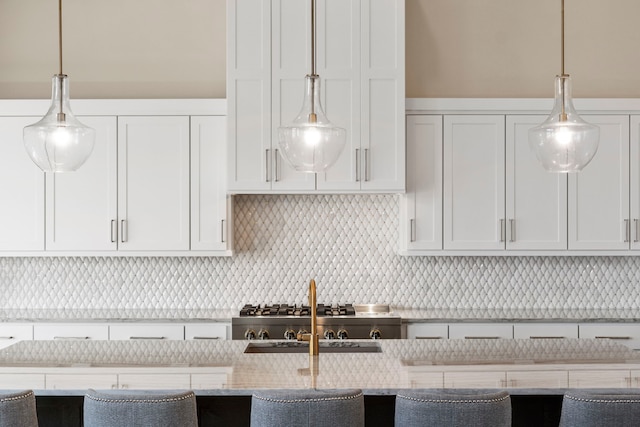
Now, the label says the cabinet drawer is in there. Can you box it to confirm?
[506,370,568,388]
[0,324,33,349]
[408,372,444,388]
[513,323,578,339]
[449,323,513,340]
[406,323,448,340]
[46,374,117,390]
[185,323,228,340]
[444,371,506,388]
[0,373,45,389]
[579,324,640,350]
[118,374,191,389]
[34,324,109,340]
[109,324,184,340]
[569,370,631,388]
[191,373,229,389]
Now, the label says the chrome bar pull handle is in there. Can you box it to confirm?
[635,219,639,243]
[364,148,370,181]
[355,149,360,182]
[625,219,630,242]
[274,149,280,182]
[110,220,117,243]
[265,149,271,182]
[221,219,226,243]
[410,219,416,242]
[509,219,515,242]
[120,220,127,243]
[499,219,506,242]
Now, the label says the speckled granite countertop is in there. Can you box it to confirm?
[1,339,639,396]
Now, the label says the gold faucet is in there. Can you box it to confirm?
[297,279,319,356]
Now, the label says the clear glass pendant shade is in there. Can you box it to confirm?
[528,75,599,173]
[278,75,346,173]
[24,74,95,172]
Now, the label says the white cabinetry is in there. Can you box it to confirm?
[185,323,229,340]
[46,116,118,251]
[109,324,184,341]
[0,117,44,251]
[444,115,505,250]
[579,323,640,350]
[33,324,109,341]
[227,0,404,193]
[569,370,631,388]
[117,116,190,251]
[405,323,447,340]
[191,116,232,252]
[569,115,630,250]
[0,324,33,350]
[513,323,578,339]
[506,116,567,250]
[400,115,443,252]
[629,115,640,249]
[448,323,513,340]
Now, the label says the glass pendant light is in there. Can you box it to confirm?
[24,0,95,173]
[528,0,599,173]
[278,0,346,173]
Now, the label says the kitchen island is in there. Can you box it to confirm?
[1,339,639,426]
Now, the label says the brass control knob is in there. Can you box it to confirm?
[244,329,256,340]
[257,328,270,340]
[284,329,296,340]
[369,328,382,340]
[297,328,309,336]
[337,329,349,340]
[324,329,336,340]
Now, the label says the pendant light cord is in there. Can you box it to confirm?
[560,0,565,76]
[58,0,63,75]
[559,0,567,121]
[309,0,317,121]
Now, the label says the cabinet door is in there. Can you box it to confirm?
[569,370,631,388]
[444,371,506,388]
[569,115,630,250]
[271,0,316,191]
[360,0,405,192]
[118,116,190,251]
[191,116,231,252]
[47,374,117,390]
[0,117,44,251]
[507,371,568,388]
[444,115,505,250]
[400,115,443,252]
[118,374,191,390]
[316,0,361,191]
[0,374,44,389]
[46,116,118,251]
[506,116,567,250]
[227,0,272,192]
[191,372,229,389]
[630,115,640,250]
[408,371,444,388]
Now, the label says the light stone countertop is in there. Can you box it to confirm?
[1,339,639,396]
[2,307,640,322]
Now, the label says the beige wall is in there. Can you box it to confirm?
[1,0,640,99]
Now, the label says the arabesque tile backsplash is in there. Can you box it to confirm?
[0,194,639,316]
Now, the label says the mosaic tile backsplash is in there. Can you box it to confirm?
[0,194,639,315]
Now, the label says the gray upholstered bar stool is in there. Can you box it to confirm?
[0,390,39,427]
[395,389,511,427]
[250,389,365,427]
[84,389,198,427]
[559,391,640,427]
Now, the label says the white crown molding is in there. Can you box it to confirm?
[0,99,227,116]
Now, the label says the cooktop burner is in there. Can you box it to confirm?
[239,303,356,317]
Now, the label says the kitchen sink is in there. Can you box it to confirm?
[244,341,382,354]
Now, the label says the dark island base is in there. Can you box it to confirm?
[34,394,563,427]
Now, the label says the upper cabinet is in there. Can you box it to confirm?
[227,0,405,194]
[0,117,44,251]
[0,100,232,256]
[400,103,634,256]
